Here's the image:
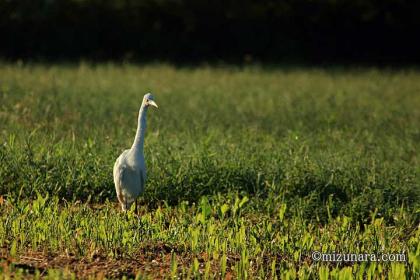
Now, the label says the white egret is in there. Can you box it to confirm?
[113,93,158,211]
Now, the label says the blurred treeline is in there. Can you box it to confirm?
[1,0,419,63]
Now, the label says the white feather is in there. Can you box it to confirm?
[113,93,157,211]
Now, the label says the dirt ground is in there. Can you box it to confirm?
[0,244,238,279]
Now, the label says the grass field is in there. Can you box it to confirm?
[0,63,419,279]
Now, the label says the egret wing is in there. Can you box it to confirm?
[113,163,126,202]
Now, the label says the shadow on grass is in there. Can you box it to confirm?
[1,143,418,224]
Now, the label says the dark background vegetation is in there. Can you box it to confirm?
[1,0,420,64]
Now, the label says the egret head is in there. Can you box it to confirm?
[143,93,158,108]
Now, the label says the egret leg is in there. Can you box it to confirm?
[135,199,138,215]
[117,193,125,211]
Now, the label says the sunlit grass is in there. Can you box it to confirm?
[0,63,419,278]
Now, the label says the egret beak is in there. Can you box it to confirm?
[148,100,158,108]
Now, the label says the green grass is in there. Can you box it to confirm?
[0,63,419,279]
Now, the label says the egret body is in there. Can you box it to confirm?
[113,93,158,211]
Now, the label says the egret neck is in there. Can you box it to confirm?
[131,103,148,155]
